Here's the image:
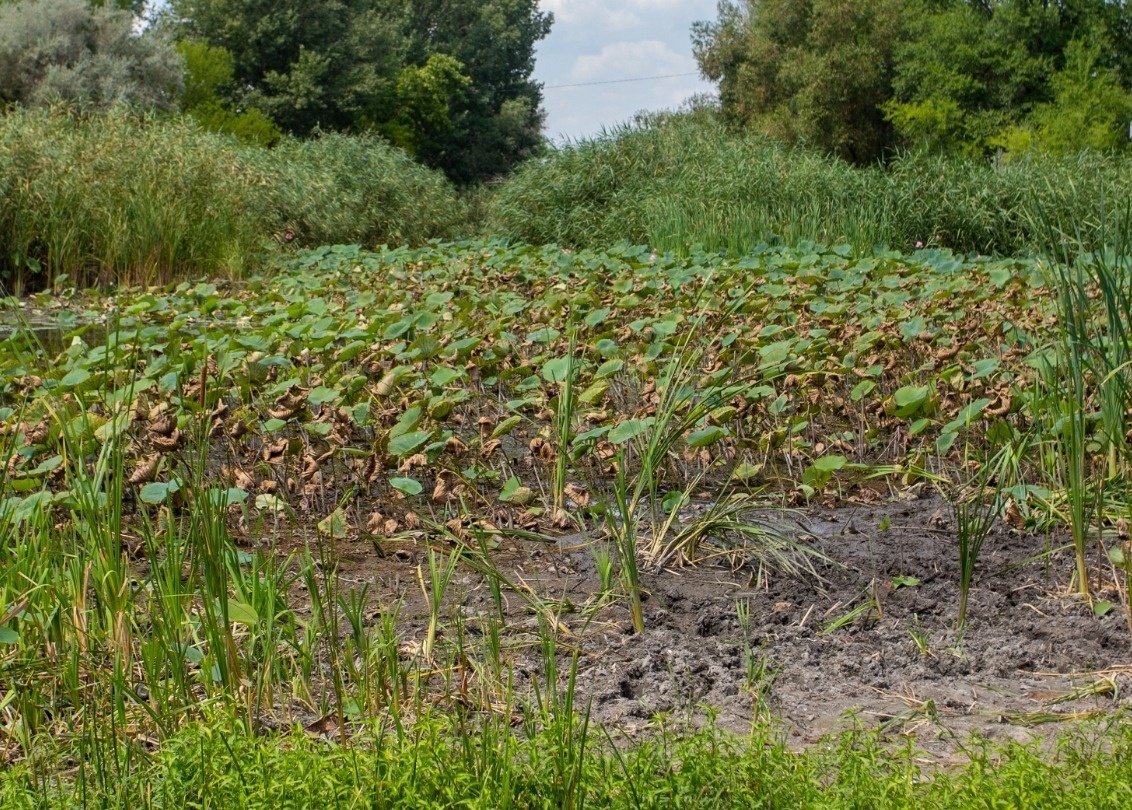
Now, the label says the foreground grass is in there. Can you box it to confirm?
[4,711,1132,809]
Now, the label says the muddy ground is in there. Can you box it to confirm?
[285,490,1131,758]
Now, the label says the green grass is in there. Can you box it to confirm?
[489,112,1132,258]
[4,710,1132,809]
[1028,204,1132,601]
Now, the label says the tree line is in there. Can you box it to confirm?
[693,0,1132,163]
[0,0,552,183]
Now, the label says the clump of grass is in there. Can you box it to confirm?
[251,132,469,249]
[600,312,823,632]
[0,108,263,292]
[952,449,1008,633]
[489,113,879,254]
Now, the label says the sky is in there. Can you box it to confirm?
[533,1,721,143]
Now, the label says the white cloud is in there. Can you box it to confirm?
[539,0,641,30]
[542,0,691,15]
[624,0,691,11]
[535,1,720,139]
[570,40,692,81]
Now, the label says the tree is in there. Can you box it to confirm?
[399,0,553,182]
[169,0,553,182]
[92,0,147,16]
[0,0,183,112]
[378,53,470,158]
[693,0,1132,161]
[177,40,280,144]
[169,0,406,135]
[886,0,1132,155]
[1031,36,1132,154]
[692,0,908,163]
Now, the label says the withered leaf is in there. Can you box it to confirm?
[151,429,183,453]
[263,439,287,464]
[563,483,589,508]
[149,414,177,438]
[398,453,428,472]
[480,438,502,457]
[128,455,161,485]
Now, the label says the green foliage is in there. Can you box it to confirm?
[169,0,552,183]
[251,131,468,248]
[399,0,553,183]
[693,0,908,163]
[0,0,183,112]
[91,0,148,15]
[176,40,280,145]
[883,97,972,156]
[5,710,1132,807]
[1030,38,1132,155]
[170,0,404,136]
[696,0,1132,161]
[888,1,1132,156]
[0,108,260,291]
[885,1,1046,155]
[0,110,467,290]
[379,53,470,158]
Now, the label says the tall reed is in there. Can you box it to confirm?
[1035,200,1132,598]
[0,109,469,292]
[489,112,1132,258]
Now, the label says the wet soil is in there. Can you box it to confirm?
[280,491,1131,757]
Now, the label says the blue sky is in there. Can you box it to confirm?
[533,0,720,142]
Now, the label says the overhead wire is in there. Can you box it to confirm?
[543,72,699,89]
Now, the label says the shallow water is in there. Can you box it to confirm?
[0,318,107,355]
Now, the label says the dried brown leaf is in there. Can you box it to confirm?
[432,477,453,503]
[445,517,468,540]
[149,414,177,438]
[300,454,320,481]
[151,429,183,453]
[128,455,160,485]
[233,468,256,490]
[529,437,555,462]
[481,438,502,457]
[563,483,589,508]
[550,508,571,529]
[263,439,287,464]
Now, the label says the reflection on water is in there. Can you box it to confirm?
[0,319,108,356]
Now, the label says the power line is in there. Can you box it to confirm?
[544,72,699,90]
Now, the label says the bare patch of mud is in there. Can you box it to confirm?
[292,491,1130,758]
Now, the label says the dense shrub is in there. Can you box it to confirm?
[0,0,183,113]
[488,113,1132,257]
[0,110,468,291]
[253,132,468,249]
